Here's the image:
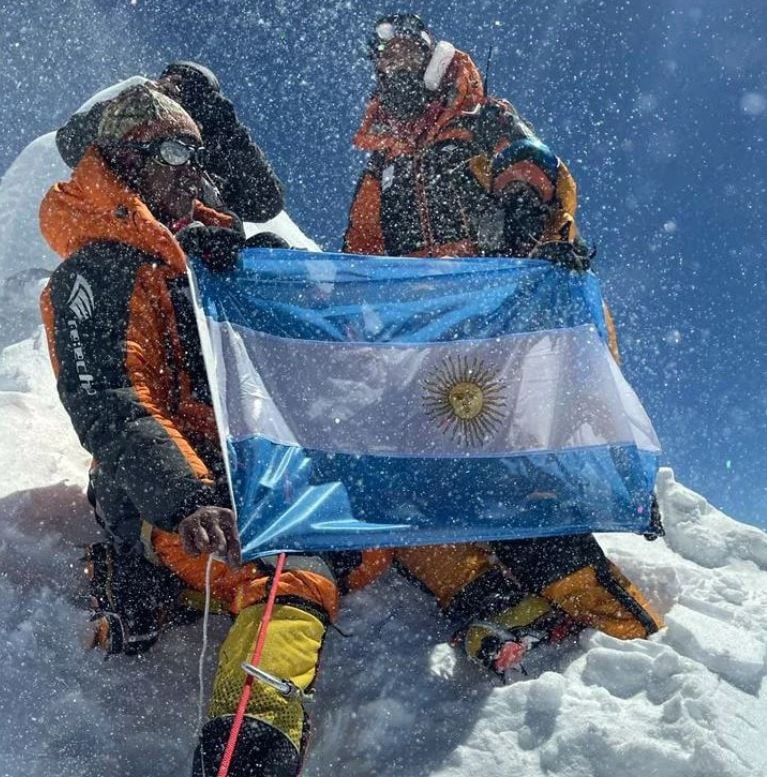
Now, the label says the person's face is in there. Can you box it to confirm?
[375,38,429,78]
[135,135,203,225]
[374,39,432,120]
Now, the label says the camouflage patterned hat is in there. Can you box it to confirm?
[97,84,201,145]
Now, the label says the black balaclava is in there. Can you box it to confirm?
[378,70,431,119]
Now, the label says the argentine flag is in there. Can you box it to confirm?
[190,250,661,562]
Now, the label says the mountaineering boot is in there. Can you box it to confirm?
[192,715,301,777]
[205,602,324,770]
[83,541,191,655]
[459,595,580,680]
[492,534,663,640]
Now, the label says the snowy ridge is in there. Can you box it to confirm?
[0,329,766,777]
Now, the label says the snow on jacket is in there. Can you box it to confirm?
[343,48,579,258]
[39,148,232,535]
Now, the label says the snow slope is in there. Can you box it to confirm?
[1,334,766,777]
[1,135,766,777]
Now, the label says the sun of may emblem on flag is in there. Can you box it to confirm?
[422,355,507,447]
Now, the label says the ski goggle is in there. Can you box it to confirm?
[367,14,434,58]
[130,138,207,168]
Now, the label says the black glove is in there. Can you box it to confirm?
[244,231,291,249]
[500,183,548,257]
[176,221,245,271]
[529,235,594,273]
[158,61,223,128]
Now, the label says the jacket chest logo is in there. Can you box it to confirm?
[67,274,95,322]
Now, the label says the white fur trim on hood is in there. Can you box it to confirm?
[423,41,456,91]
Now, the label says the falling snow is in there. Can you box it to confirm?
[1,1,767,774]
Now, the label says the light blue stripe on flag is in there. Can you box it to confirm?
[190,249,661,560]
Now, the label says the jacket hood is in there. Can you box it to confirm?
[354,48,485,153]
[39,147,230,274]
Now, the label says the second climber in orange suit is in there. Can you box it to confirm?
[338,11,661,681]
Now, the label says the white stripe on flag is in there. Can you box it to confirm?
[209,321,660,458]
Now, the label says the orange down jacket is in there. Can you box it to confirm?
[344,49,580,259]
[39,148,234,537]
